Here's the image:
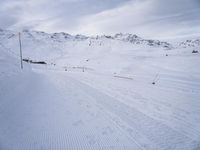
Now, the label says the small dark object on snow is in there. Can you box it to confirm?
[192,50,199,53]
[166,54,168,56]
[33,61,47,64]
[23,58,30,63]
[51,63,56,66]
[152,82,156,85]
[105,35,112,39]
[23,58,47,64]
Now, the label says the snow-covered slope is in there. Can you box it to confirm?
[0,45,19,74]
[0,29,200,150]
[0,29,173,57]
[0,28,199,75]
[114,33,173,48]
[0,29,175,74]
[0,40,30,100]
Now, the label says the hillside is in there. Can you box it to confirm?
[1,29,198,74]
[0,29,200,150]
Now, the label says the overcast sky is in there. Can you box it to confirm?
[1,0,200,39]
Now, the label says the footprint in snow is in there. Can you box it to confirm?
[72,120,83,127]
[86,135,97,145]
[102,126,114,135]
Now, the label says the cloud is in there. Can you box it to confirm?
[0,0,131,32]
[0,0,200,39]
[76,0,200,39]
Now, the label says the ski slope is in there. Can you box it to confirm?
[1,67,200,150]
[0,30,200,150]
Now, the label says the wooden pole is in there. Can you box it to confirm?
[19,32,23,69]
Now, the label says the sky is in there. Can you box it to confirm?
[0,0,200,39]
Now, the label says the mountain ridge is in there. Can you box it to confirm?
[0,29,174,49]
[1,29,200,50]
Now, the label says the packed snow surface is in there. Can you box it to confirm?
[0,30,200,150]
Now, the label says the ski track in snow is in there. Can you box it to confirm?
[59,72,200,150]
[0,71,140,150]
[69,71,200,138]
[1,67,200,150]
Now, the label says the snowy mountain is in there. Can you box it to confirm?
[0,29,173,48]
[0,29,178,73]
[0,29,199,73]
[113,33,173,49]
[3,29,200,59]
[1,29,199,73]
[178,39,200,48]
[0,28,200,150]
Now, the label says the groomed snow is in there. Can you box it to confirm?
[0,30,200,150]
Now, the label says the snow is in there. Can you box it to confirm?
[0,29,200,150]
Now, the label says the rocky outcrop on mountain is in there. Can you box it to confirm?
[179,39,200,48]
[113,33,173,49]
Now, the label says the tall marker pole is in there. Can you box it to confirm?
[19,32,23,69]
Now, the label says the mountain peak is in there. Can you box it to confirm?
[114,33,139,39]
